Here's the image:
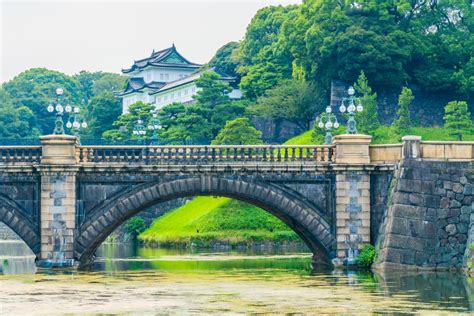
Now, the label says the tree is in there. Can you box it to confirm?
[212,117,263,145]
[91,73,126,96]
[444,101,473,141]
[0,88,40,139]
[209,42,241,80]
[251,79,324,131]
[103,101,153,141]
[2,68,84,134]
[394,87,414,135]
[87,92,122,138]
[354,71,378,135]
[193,71,232,108]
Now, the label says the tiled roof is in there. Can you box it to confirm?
[122,45,202,74]
[117,78,166,96]
[149,67,235,95]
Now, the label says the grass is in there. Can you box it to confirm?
[139,197,300,247]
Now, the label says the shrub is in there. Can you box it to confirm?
[356,244,376,268]
[124,216,146,239]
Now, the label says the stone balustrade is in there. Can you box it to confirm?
[420,141,474,161]
[77,145,335,164]
[0,146,42,165]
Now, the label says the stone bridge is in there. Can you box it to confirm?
[0,134,472,270]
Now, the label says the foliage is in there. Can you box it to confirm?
[91,73,126,96]
[156,71,247,144]
[86,92,122,138]
[354,71,379,134]
[394,87,414,136]
[444,101,473,141]
[237,5,297,99]
[212,117,262,145]
[103,101,153,141]
[124,217,146,239]
[356,244,376,268]
[252,79,324,131]
[208,41,241,80]
[2,68,84,134]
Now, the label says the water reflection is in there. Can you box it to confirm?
[1,242,473,313]
[0,240,37,275]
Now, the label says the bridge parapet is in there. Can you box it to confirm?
[0,146,42,165]
[77,144,335,165]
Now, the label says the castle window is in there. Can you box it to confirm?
[160,74,164,80]
[165,74,169,80]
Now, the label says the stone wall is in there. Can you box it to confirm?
[375,159,473,269]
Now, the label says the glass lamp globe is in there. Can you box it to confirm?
[348,104,356,112]
[56,105,63,112]
[81,122,88,128]
[153,113,157,118]
[318,121,324,128]
[133,130,138,135]
[325,106,332,113]
[47,104,54,112]
[339,105,346,113]
[141,130,146,135]
[325,121,332,129]
[334,122,340,129]
[155,125,162,129]
[65,105,72,112]
[347,86,355,96]
[148,125,153,130]
[74,107,80,114]
[357,103,363,112]
[73,121,80,128]
[66,121,72,128]
[56,88,64,95]
[137,119,143,124]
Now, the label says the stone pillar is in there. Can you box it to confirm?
[333,134,372,266]
[402,135,422,159]
[37,135,78,267]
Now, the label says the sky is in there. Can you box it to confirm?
[0,0,300,83]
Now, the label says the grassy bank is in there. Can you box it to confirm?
[139,197,300,248]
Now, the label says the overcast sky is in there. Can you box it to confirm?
[0,0,300,83]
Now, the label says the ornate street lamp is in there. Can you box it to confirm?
[147,111,162,145]
[339,86,363,134]
[47,88,74,135]
[65,105,87,144]
[315,105,340,144]
[132,119,146,144]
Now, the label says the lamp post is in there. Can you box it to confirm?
[132,119,146,144]
[147,111,162,145]
[339,86,363,134]
[47,88,72,135]
[65,105,88,144]
[315,105,340,145]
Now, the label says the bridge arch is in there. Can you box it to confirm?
[76,175,336,268]
[0,195,40,257]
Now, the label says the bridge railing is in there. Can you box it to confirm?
[77,145,335,164]
[0,146,42,165]
[420,141,474,161]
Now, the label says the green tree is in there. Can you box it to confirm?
[394,87,414,136]
[0,88,40,139]
[212,117,263,145]
[91,73,126,96]
[193,71,232,108]
[2,68,84,134]
[87,92,122,138]
[104,101,153,141]
[354,71,378,135]
[444,101,473,141]
[209,41,241,80]
[251,79,323,131]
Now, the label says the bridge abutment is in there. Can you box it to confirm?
[37,135,78,268]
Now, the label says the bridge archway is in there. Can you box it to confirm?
[76,175,336,268]
[0,195,41,257]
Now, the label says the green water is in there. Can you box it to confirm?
[1,242,473,314]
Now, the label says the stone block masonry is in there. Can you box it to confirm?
[375,159,473,269]
[335,172,371,263]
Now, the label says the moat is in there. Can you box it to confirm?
[1,242,473,314]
